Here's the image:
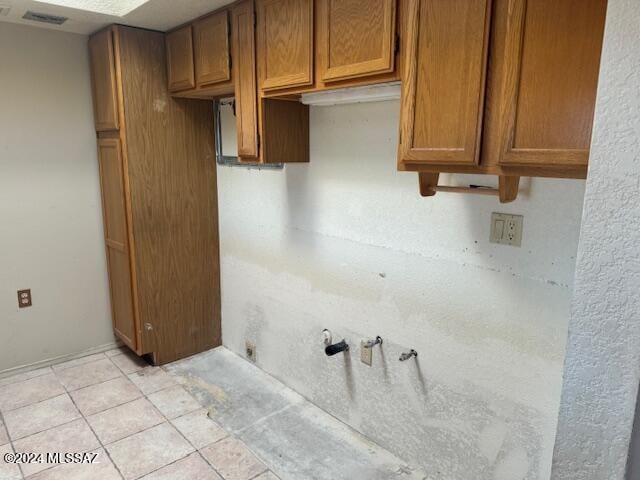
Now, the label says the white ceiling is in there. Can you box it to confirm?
[0,0,234,35]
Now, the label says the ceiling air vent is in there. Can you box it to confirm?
[22,11,68,25]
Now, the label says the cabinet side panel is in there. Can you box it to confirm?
[118,26,221,364]
[263,98,310,163]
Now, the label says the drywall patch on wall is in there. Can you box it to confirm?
[551,1,640,479]
[218,100,585,479]
[0,22,114,371]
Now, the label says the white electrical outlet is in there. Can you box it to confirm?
[490,213,523,247]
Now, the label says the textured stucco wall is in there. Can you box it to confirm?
[218,99,585,479]
[551,1,640,479]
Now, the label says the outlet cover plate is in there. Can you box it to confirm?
[490,213,523,247]
[17,289,32,308]
[245,341,256,362]
[360,342,373,366]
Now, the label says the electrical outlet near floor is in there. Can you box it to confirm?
[245,341,256,362]
[490,213,523,247]
[17,289,32,308]
[360,342,373,366]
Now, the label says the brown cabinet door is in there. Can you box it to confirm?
[257,0,314,91]
[89,28,119,132]
[498,0,607,168]
[232,1,259,158]
[318,0,396,83]
[194,11,231,87]
[97,138,137,351]
[166,26,196,92]
[399,0,491,166]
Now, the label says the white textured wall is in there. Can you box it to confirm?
[219,100,585,479]
[0,22,114,372]
[551,1,640,479]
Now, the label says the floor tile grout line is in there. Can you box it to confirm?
[156,397,229,479]
[1,380,147,422]
[1,351,166,480]
[134,378,221,479]
[248,470,271,480]
[0,346,136,391]
[0,408,25,479]
[11,416,83,448]
[88,399,166,446]
[100,378,209,479]
[160,369,275,480]
[72,389,145,419]
[161,361,283,474]
[196,448,228,480]
[4,351,271,480]
[53,370,124,394]
[118,370,237,480]
[0,361,142,416]
[69,369,141,392]
[0,351,117,396]
[62,367,127,480]
[0,368,53,390]
[72,377,194,478]
[0,391,69,416]
[5,410,84,444]
[50,353,109,372]
[13,355,126,480]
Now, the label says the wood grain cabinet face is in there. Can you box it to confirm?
[499,0,607,168]
[318,0,397,82]
[194,11,231,87]
[89,28,119,131]
[97,138,137,351]
[166,26,196,92]
[257,0,314,91]
[232,1,259,158]
[399,0,492,166]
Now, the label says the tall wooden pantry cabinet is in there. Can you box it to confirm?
[88,25,221,364]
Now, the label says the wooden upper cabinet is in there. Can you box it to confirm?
[89,28,119,131]
[257,0,314,91]
[399,0,492,166]
[318,0,397,83]
[498,0,607,168]
[232,1,259,158]
[166,26,195,92]
[194,11,231,87]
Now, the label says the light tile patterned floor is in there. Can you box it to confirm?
[0,349,277,480]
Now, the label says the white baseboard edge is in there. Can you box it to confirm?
[0,340,124,380]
